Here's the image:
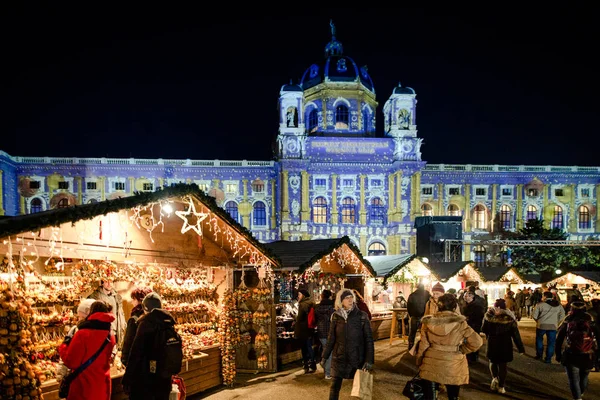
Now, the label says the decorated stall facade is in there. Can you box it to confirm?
[477,267,530,306]
[263,237,375,366]
[545,271,600,301]
[0,184,280,399]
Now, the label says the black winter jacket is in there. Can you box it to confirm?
[322,306,374,379]
[407,288,430,318]
[481,309,524,363]
[294,297,315,340]
[121,304,145,366]
[315,298,335,339]
[463,295,487,333]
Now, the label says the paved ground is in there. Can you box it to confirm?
[191,317,600,399]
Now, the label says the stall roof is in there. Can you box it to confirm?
[364,254,417,279]
[0,183,281,266]
[477,267,509,282]
[523,273,543,284]
[263,236,375,276]
[569,270,600,283]
[427,261,472,282]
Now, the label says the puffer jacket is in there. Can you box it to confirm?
[294,296,315,340]
[314,298,334,339]
[322,306,374,379]
[416,311,482,386]
[481,309,524,363]
[533,299,566,330]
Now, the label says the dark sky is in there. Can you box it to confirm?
[2,7,598,166]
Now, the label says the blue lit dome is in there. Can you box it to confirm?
[300,22,374,93]
[280,83,303,92]
[393,83,415,94]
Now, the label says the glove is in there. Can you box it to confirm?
[362,362,373,371]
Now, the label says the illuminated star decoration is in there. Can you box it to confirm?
[175,196,209,236]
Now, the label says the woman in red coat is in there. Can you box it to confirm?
[58,300,116,400]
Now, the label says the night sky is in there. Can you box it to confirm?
[2,7,598,166]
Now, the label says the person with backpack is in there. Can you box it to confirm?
[122,292,183,400]
[555,301,597,400]
[533,290,566,363]
[322,289,374,400]
[315,289,335,379]
[120,286,153,366]
[294,289,317,374]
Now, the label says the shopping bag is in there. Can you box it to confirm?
[350,369,373,400]
[402,373,430,400]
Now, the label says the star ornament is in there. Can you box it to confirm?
[175,199,209,236]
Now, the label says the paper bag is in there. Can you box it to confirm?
[351,369,373,400]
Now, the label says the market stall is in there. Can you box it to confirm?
[0,184,280,399]
[477,267,530,306]
[545,271,600,301]
[263,236,375,366]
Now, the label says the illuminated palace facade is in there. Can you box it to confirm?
[1,29,599,260]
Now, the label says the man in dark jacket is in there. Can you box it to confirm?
[407,283,431,350]
[315,289,335,379]
[295,289,316,373]
[122,292,178,400]
[463,289,487,364]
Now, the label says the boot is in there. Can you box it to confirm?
[309,361,317,372]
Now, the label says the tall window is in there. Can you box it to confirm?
[473,204,487,230]
[370,197,385,225]
[552,205,563,229]
[225,201,239,223]
[341,197,355,224]
[368,242,386,256]
[57,198,69,208]
[335,105,349,129]
[30,198,42,214]
[578,205,590,229]
[312,197,328,224]
[526,205,537,221]
[447,204,461,216]
[499,204,512,230]
[308,109,318,133]
[253,202,266,226]
[474,246,486,268]
[421,203,433,216]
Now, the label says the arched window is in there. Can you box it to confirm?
[552,205,563,229]
[225,201,239,223]
[447,204,461,216]
[335,104,349,129]
[30,198,43,214]
[341,197,355,224]
[362,109,372,134]
[368,242,386,256]
[57,198,69,209]
[499,204,512,230]
[308,109,318,133]
[473,204,487,230]
[526,205,537,221]
[312,197,328,224]
[421,203,433,216]
[578,205,590,229]
[253,202,266,226]
[370,197,385,225]
[474,245,486,268]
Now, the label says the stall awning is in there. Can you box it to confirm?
[365,254,417,279]
[428,261,471,282]
[570,270,600,284]
[263,236,375,276]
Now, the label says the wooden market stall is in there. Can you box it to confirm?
[262,236,375,367]
[477,267,529,306]
[0,184,280,399]
[545,270,600,302]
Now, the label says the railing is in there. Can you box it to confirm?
[424,164,600,173]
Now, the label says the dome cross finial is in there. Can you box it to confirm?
[330,19,336,38]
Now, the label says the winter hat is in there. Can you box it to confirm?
[77,298,96,316]
[432,282,445,293]
[494,299,506,309]
[298,289,310,298]
[570,301,586,312]
[447,288,457,295]
[340,289,354,301]
[142,292,162,312]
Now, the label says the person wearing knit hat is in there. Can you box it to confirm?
[295,288,317,373]
[122,291,178,399]
[425,283,461,316]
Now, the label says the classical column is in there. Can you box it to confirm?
[0,170,4,216]
[20,193,25,215]
[270,179,276,228]
[387,174,395,221]
[128,177,135,195]
[516,184,523,230]
[491,184,497,232]
[75,176,82,205]
[360,234,367,255]
[396,171,402,220]
[241,179,250,229]
[543,184,549,229]
[464,184,471,231]
[331,173,338,225]
[301,171,310,221]
[569,184,577,233]
[359,175,367,225]
[437,183,444,216]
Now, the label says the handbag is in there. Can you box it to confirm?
[402,372,430,400]
[350,368,373,400]
[59,331,111,399]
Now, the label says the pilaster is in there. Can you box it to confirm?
[543,184,549,229]
[281,170,289,221]
[270,179,276,228]
[360,234,367,255]
[409,235,416,255]
[0,170,4,216]
[129,177,135,195]
[75,176,82,205]
[410,172,421,221]
[396,171,402,220]
[301,171,310,222]
[464,184,471,231]
[20,193,25,215]
[241,179,250,229]
[359,175,367,225]
[437,183,444,216]
[331,174,338,225]
[596,184,600,233]
[387,174,395,220]
[516,184,523,230]
[99,176,106,201]
[491,184,497,232]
